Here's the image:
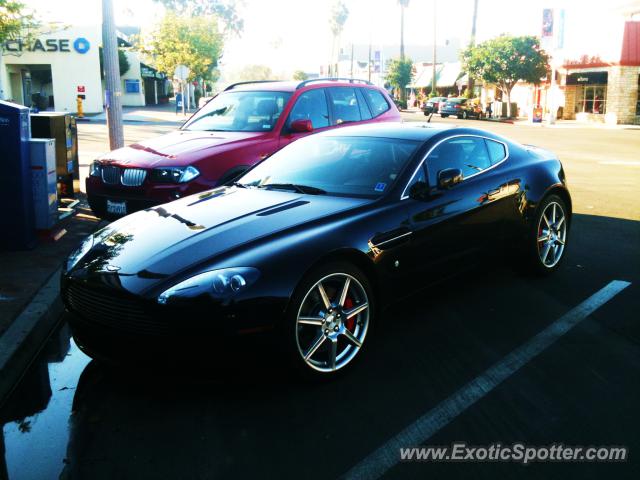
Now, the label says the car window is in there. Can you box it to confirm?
[328,88,361,125]
[404,163,427,195]
[355,89,373,120]
[239,136,420,198]
[426,137,492,185]
[288,88,329,129]
[485,139,507,165]
[183,91,291,132]
[362,88,391,117]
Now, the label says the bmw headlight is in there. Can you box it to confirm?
[150,166,200,184]
[157,267,260,304]
[89,161,101,177]
[66,235,94,271]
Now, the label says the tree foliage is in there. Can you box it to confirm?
[99,47,131,78]
[154,0,243,35]
[386,57,413,94]
[227,64,279,83]
[0,0,36,44]
[148,12,223,81]
[292,70,308,81]
[329,0,349,37]
[462,35,549,115]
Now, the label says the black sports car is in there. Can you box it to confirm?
[62,123,571,378]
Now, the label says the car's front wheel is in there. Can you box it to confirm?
[285,262,373,379]
[526,194,569,274]
[441,114,448,118]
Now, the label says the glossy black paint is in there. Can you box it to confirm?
[61,123,571,359]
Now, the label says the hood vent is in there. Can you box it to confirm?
[256,200,309,216]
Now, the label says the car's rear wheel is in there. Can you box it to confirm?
[525,194,569,274]
[285,262,373,380]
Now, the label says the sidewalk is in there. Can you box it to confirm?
[0,196,103,403]
[79,102,192,124]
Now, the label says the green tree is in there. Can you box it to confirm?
[228,64,278,83]
[153,0,243,34]
[462,35,549,118]
[148,12,223,82]
[0,0,35,43]
[386,57,413,109]
[99,47,131,78]
[329,0,348,77]
[292,70,308,81]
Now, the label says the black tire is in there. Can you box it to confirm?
[441,114,448,118]
[283,262,375,381]
[523,194,569,275]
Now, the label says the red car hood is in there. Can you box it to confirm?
[97,130,269,168]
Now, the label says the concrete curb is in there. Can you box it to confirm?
[0,268,64,404]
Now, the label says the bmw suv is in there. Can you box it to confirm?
[87,78,401,218]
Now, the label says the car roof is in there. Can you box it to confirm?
[225,79,381,93]
[318,122,456,141]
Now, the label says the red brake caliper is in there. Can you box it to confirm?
[344,297,355,331]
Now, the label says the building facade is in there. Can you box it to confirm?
[0,25,167,114]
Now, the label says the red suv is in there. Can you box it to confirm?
[87,78,401,218]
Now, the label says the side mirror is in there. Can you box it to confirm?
[408,181,430,200]
[290,119,313,133]
[437,168,463,189]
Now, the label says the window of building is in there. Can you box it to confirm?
[575,85,607,114]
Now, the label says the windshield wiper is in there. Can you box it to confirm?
[259,183,326,195]
[230,182,247,188]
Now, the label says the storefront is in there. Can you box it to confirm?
[1,26,167,114]
[566,71,608,116]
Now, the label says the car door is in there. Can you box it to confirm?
[403,135,511,280]
[279,88,331,149]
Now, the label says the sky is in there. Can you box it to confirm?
[20,0,640,76]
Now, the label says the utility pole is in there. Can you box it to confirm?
[467,0,479,97]
[102,0,124,150]
[350,43,354,78]
[368,41,372,82]
[431,0,437,95]
[400,4,405,60]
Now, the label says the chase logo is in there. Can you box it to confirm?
[73,37,90,54]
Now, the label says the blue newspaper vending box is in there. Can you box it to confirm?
[0,100,36,249]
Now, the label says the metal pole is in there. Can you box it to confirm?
[468,0,479,96]
[181,81,186,116]
[102,0,124,150]
[368,41,372,82]
[431,0,437,95]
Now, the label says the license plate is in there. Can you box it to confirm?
[106,200,127,215]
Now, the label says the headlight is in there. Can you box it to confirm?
[66,235,94,271]
[157,267,260,304]
[89,161,101,177]
[150,166,200,184]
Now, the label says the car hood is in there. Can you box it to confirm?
[77,187,369,280]
[97,130,269,168]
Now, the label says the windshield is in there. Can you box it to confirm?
[182,91,292,132]
[238,135,420,198]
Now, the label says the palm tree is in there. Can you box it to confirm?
[329,0,349,77]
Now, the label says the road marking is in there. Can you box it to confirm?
[598,160,640,166]
[341,280,631,480]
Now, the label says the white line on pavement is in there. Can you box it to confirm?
[598,160,640,166]
[341,279,632,480]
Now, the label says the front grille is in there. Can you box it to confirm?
[121,168,147,186]
[100,166,147,186]
[66,282,170,336]
[101,165,120,185]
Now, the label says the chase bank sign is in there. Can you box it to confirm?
[3,37,91,54]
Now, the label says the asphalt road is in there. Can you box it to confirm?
[1,115,638,480]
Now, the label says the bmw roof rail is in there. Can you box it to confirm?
[223,80,283,91]
[296,77,374,89]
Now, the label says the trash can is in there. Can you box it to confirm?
[0,100,36,250]
[30,112,78,198]
[29,138,58,230]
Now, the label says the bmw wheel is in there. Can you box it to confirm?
[285,262,373,379]
[526,194,569,274]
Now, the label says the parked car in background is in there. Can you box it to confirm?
[64,123,571,378]
[423,96,448,115]
[86,78,400,219]
[440,98,482,119]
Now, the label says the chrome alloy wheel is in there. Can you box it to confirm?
[537,201,567,268]
[295,273,370,373]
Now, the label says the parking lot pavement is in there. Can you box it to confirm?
[1,210,638,479]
